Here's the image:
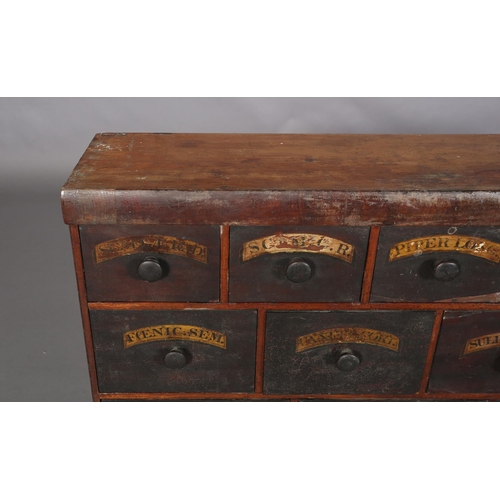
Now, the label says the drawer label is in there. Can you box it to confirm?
[123,324,227,349]
[296,328,399,353]
[94,236,208,264]
[389,235,500,263]
[242,233,354,263]
[461,333,500,357]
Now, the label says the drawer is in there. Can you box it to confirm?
[229,226,370,302]
[80,225,220,302]
[428,311,500,393]
[371,227,500,302]
[90,309,257,393]
[263,310,435,394]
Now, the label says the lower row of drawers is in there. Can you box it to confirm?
[90,309,500,395]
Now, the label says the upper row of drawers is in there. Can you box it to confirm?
[80,225,500,303]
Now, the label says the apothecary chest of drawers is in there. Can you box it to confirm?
[61,133,500,401]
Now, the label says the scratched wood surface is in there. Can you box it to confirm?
[80,225,220,302]
[61,133,500,225]
[63,133,500,191]
[90,309,257,393]
[61,134,500,401]
[69,226,100,401]
[428,310,500,393]
[263,310,435,395]
[371,226,500,303]
[97,393,500,401]
[229,226,370,303]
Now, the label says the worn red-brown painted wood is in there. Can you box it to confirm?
[97,392,500,401]
[419,310,444,395]
[62,189,500,226]
[63,134,500,401]
[361,226,380,303]
[87,301,500,311]
[69,225,99,402]
[61,134,500,226]
[63,133,500,192]
[220,225,229,302]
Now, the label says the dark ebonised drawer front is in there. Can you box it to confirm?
[229,226,370,303]
[90,309,257,393]
[428,311,500,394]
[263,310,435,394]
[371,227,500,303]
[80,225,220,302]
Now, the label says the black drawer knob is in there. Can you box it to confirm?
[286,258,312,283]
[163,347,188,369]
[137,257,166,282]
[336,348,360,372]
[433,260,460,282]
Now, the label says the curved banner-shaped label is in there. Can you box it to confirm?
[242,233,354,263]
[461,333,500,357]
[94,235,208,264]
[389,235,500,263]
[296,327,399,353]
[123,324,226,349]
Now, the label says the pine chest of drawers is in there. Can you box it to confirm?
[61,133,500,401]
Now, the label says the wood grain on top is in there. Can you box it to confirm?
[63,133,500,192]
[61,133,500,225]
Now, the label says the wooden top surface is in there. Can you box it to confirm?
[63,133,500,192]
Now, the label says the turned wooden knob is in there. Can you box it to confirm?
[137,257,166,282]
[336,348,360,372]
[286,258,312,283]
[433,260,460,282]
[163,347,188,369]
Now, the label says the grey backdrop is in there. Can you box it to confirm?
[2,97,500,401]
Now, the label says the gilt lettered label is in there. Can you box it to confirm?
[242,233,354,263]
[123,324,227,349]
[389,235,500,263]
[296,327,400,353]
[94,235,208,264]
[461,333,500,357]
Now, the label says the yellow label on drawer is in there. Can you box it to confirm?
[123,324,226,349]
[389,235,500,263]
[461,333,500,357]
[94,235,208,264]
[242,233,354,263]
[296,328,399,353]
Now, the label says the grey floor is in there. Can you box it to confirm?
[0,188,92,401]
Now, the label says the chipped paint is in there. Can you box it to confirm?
[438,292,500,303]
